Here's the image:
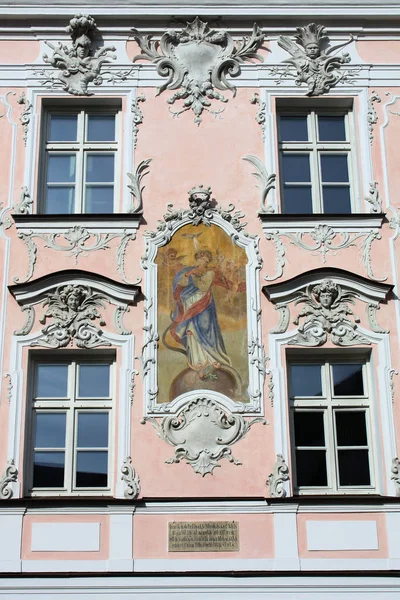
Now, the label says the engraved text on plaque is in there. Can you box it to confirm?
[168,521,239,552]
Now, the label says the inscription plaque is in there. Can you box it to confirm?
[168,521,239,552]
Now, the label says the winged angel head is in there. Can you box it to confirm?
[278,23,353,96]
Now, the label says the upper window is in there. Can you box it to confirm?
[287,355,376,494]
[40,107,119,214]
[278,109,355,214]
[26,356,114,496]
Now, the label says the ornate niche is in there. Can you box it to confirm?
[141,186,266,415]
[132,18,264,125]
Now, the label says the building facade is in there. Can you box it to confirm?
[0,1,400,597]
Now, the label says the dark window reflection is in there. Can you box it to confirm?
[77,413,109,448]
[279,116,308,141]
[76,451,108,488]
[333,363,364,395]
[290,364,322,397]
[33,451,65,487]
[338,449,370,486]
[336,411,367,446]
[296,450,327,486]
[35,413,66,448]
[318,116,346,141]
[294,411,325,446]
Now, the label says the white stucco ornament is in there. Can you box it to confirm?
[290,278,370,346]
[37,14,117,95]
[132,17,264,124]
[142,397,266,476]
[277,23,354,96]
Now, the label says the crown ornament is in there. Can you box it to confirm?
[294,23,327,51]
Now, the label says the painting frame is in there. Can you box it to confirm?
[141,194,265,415]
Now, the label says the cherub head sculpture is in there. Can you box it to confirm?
[60,285,86,312]
[294,23,327,59]
[66,14,97,59]
[312,279,339,309]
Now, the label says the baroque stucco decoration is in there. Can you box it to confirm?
[261,225,386,283]
[391,457,400,496]
[127,159,152,214]
[243,155,276,214]
[121,457,141,499]
[32,284,110,349]
[9,270,139,347]
[0,459,18,499]
[141,185,265,414]
[132,18,264,125]
[36,14,118,95]
[264,269,392,343]
[277,23,354,96]
[267,454,290,498]
[13,226,139,285]
[289,279,370,346]
[142,397,266,476]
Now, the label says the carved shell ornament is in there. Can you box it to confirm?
[277,23,354,96]
[132,18,264,125]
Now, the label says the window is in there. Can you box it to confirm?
[27,357,114,495]
[277,109,355,214]
[288,355,376,494]
[40,107,119,214]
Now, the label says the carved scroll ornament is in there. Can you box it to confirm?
[277,23,354,96]
[267,454,290,498]
[132,18,264,124]
[121,457,141,499]
[142,397,266,476]
[0,459,18,499]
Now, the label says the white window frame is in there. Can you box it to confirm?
[287,352,377,495]
[39,105,121,214]
[25,353,116,497]
[277,106,358,214]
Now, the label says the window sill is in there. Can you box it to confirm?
[13,213,142,234]
[259,213,385,232]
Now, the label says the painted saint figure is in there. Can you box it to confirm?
[163,249,243,380]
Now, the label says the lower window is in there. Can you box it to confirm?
[27,356,114,495]
[287,355,376,494]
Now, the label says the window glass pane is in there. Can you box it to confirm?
[45,186,75,214]
[35,364,68,397]
[290,364,322,397]
[48,155,76,183]
[78,364,110,397]
[282,186,313,214]
[318,116,346,141]
[321,155,349,183]
[85,186,114,213]
[282,154,311,182]
[279,116,308,141]
[35,413,66,448]
[295,450,327,486]
[33,451,65,487]
[322,185,351,214]
[294,411,325,446]
[336,411,367,446]
[76,451,108,488]
[338,449,370,486]
[86,154,114,183]
[77,413,109,448]
[333,363,364,396]
[87,115,115,141]
[49,115,77,142]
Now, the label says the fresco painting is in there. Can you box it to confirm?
[156,223,249,403]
